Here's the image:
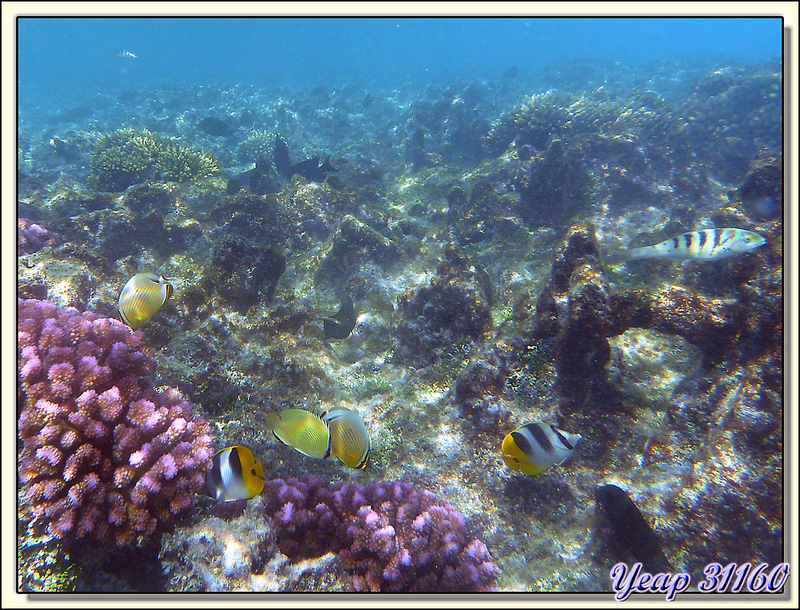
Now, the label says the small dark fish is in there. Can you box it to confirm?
[322,295,356,340]
[226,168,255,194]
[596,484,673,573]
[272,134,291,178]
[226,156,278,195]
[362,92,374,108]
[503,65,519,79]
[113,49,138,59]
[197,117,235,137]
[286,156,337,183]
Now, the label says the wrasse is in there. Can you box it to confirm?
[113,49,138,59]
[628,228,766,262]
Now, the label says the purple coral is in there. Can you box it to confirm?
[261,475,499,592]
[18,298,213,546]
[18,218,58,255]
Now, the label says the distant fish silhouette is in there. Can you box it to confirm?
[113,49,138,59]
[197,117,235,137]
[226,156,278,195]
[288,156,337,183]
[272,133,336,183]
[322,295,356,340]
[362,92,374,108]
[273,134,291,178]
[502,65,519,79]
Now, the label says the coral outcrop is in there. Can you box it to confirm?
[18,298,214,546]
[209,235,286,313]
[18,218,58,255]
[261,475,499,592]
[394,244,492,369]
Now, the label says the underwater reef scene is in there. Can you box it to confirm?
[17,54,783,594]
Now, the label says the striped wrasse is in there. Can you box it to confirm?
[628,228,766,261]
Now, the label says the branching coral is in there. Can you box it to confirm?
[89,127,220,192]
[18,298,213,546]
[261,475,499,592]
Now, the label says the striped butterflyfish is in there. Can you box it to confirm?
[207,445,265,502]
[501,423,581,476]
[118,272,173,329]
[628,228,766,262]
[323,408,371,469]
[266,409,330,460]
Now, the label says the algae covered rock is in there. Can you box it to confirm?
[394,243,492,369]
[209,234,286,313]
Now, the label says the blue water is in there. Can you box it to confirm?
[18,16,782,109]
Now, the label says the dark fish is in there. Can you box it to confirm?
[272,134,291,179]
[226,168,255,194]
[197,117,235,137]
[596,484,673,573]
[226,156,278,195]
[503,65,519,79]
[362,92,374,108]
[322,295,356,340]
[286,156,337,183]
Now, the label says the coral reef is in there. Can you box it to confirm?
[394,243,492,370]
[515,137,592,229]
[159,495,353,592]
[729,149,783,221]
[209,234,286,313]
[88,127,220,192]
[16,55,783,593]
[18,298,214,547]
[261,475,499,592]
[18,218,58,255]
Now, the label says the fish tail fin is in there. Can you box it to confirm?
[604,248,632,265]
[265,412,282,431]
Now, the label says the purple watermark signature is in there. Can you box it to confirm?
[611,562,790,601]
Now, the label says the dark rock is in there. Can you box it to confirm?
[209,234,286,313]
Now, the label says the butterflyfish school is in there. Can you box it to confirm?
[118,273,173,330]
[266,409,330,460]
[502,423,581,475]
[323,408,371,469]
[207,445,265,502]
[627,228,766,262]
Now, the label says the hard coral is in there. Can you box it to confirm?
[89,127,220,192]
[18,298,213,546]
[18,218,58,255]
[261,475,499,592]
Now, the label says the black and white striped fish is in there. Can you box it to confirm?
[113,49,138,59]
[628,228,766,261]
[501,422,581,476]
